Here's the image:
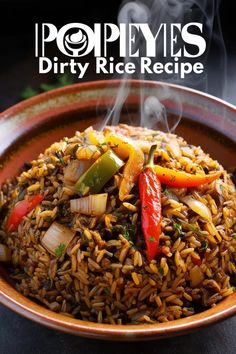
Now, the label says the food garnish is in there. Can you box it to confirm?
[105,134,144,201]
[75,149,124,196]
[153,165,221,188]
[5,194,44,232]
[70,193,108,216]
[181,196,212,222]
[41,222,75,256]
[55,243,66,258]
[139,145,162,261]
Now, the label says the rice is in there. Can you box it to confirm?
[0,124,235,324]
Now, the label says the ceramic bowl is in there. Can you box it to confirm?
[0,80,235,340]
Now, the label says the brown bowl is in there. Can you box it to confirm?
[0,80,236,340]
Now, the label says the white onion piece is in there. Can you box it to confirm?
[41,222,75,256]
[135,140,152,154]
[70,193,108,216]
[167,138,181,158]
[181,196,212,222]
[0,244,11,262]
[164,189,179,202]
[64,160,92,184]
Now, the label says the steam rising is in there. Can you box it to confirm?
[102,0,226,132]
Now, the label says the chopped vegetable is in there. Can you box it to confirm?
[0,244,11,262]
[56,152,65,165]
[55,243,66,257]
[167,138,181,158]
[105,134,144,201]
[123,227,131,241]
[158,267,164,276]
[85,127,105,146]
[173,222,185,237]
[148,236,156,242]
[182,222,205,237]
[5,194,44,232]
[103,287,110,295]
[163,188,179,201]
[76,144,101,160]
[200,240,208,250]
[75,149,124,196]
[139,145,162,261]
[70,193,108,216]
[111,224,135,242]
[153,165,221,188]
[64,160,92,184]
[189,265,204,287]
[41,222,75,256]
[181,196,212,222]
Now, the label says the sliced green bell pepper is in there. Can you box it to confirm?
[75,149,124,196]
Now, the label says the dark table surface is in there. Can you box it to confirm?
[0,303,236,354]
[0,5,236,352]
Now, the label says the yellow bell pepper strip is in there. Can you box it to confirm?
[105,134,144,201]
[153,165,221,188]
[75,149,124,196]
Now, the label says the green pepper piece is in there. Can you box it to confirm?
[75,149,124,196]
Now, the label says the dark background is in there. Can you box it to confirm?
[0,0,236,111]
[0,1,236,353]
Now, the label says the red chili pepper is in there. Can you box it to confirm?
[5,194,44,232]
[139,145,162,261]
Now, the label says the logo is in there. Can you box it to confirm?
[35,23,206,79]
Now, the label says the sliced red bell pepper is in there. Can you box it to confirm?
[139,145,162,261]
[5,194,44,232]
[153,165,221,188]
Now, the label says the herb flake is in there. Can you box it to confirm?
[185,223,205,237]
[148,236,156,242]
[55,243,66,257]
[123,227,131,241]
[59,156,65,165]
[200,240,208,250]
[104,287,110,295]
[173,222,185,237]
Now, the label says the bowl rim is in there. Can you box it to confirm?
[1,79,236,119]
[0,79,236,340]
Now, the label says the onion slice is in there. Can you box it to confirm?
[181,196,212,222]
[64,160,92,184]
[167,138,181,158]
[41,222,75,256]
[70,193,108,216]
[0,244,11,262]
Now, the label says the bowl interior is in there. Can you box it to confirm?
[0,80,235,340]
